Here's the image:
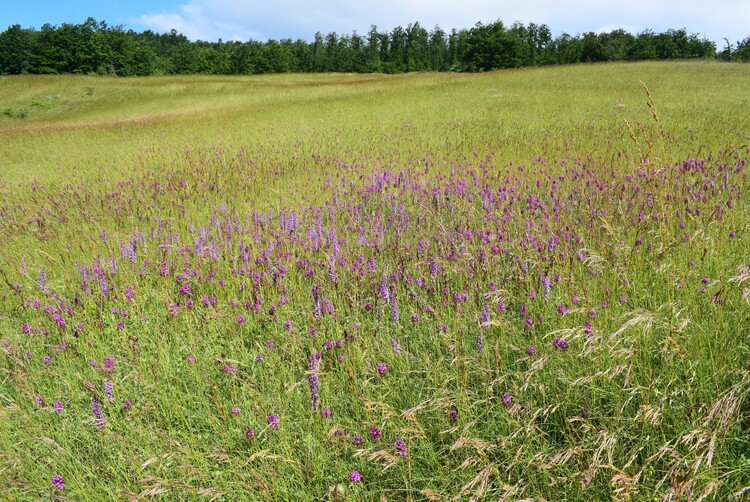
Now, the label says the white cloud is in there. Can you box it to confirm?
[133,0,750,44]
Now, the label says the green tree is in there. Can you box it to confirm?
[386,26,407,73]
[448,28,469,70]
[428,25,448,71]
[365,25,382,72]
[405,22,429,71]
[0,24,35,74]
[734,36,750,60]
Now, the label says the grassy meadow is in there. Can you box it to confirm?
[1,61,749,500]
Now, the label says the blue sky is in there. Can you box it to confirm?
[2,0,748,46]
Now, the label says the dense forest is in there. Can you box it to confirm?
[0,17,748,76]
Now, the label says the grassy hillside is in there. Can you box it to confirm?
[2,62,748,184]
[0,62,749,500]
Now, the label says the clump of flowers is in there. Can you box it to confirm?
[51,474,65,490]
[369,426,381,441]
[349,470,361,482]
[104,356,115,371]
[91,397,105,430]
[553,337,569,351]
[267,414,278,430]
[502,393,513,407]
[377,363,387,376]
[391,337,401,354]
[395,438,408,456]
[104,379,114,404]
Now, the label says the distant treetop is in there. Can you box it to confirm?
[0,17,746,76]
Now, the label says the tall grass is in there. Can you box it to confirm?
[1,61,749,500]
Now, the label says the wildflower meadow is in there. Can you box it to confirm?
[1,61,749,500]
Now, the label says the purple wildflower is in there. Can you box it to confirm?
[390,291,399,324]
[51,474,65,490]
[54,401,64,413]
[91,397,105,430]
[245,428,256,440]
[104,379,114,404]
[369,426,381,441]
[37,268,46,290]
[267,414,278,430]
[308,354,320,411]
[379,278,390,303]
[377,363,387,376]
[449,409,458,423]
[104,356,115,371]
[527,344,537,356]
[502,393,513,406]
[349,471,361,482]
[321,408,331,418]
[391,337,401,354]
[553,338,569,351]
[122,400,132,410]
[352,434,364,445]
[395,438,408,457]
[584,321,593,336]
[541,274,552,301]
[479,304,490,325]
[312,287,322,319]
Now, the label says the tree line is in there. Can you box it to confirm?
[0,17,747,76]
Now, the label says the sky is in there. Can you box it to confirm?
[2,0,749,47]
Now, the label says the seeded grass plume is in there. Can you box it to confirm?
[0,61,749,500]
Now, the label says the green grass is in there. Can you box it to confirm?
[1,61,749,500]
[2,62,748,184]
